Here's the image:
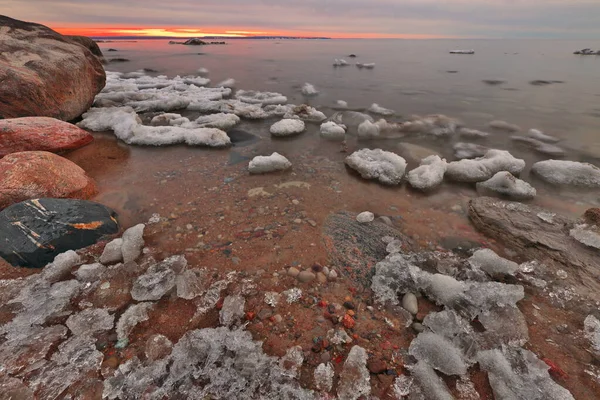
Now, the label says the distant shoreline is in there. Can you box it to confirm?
[93,35,331,41]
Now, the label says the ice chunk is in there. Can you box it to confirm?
[478,305,529,346]
[423,310,480,363]
[197,67,209,76]
[41,250,81,283]
[327,328,353,345]
[279,346,304,377]
[145,334,173,361]
[584,315,600,354]
[301,83,319,96]
[282,287,303,303]
[356,62,375,69]
[264,291,281,307]
[320,121,346,140]
[235,89,287,105]
[159,254,188,274]
[357,119,380,139]
[489,120,521,132]
[476,171,536,200]
[477,347,574,400]
[330,111,373,127]
[248,152,292,174]
[121,224,145,263]
[66,308,114,336]
[458,127,490,139]
[468,248,519,278]
[446,149,526,183]
[116,302,155,341]
[219,295,245,327]
[453,142,489,159]
[345,148,407,185]
[216,78,236,88]
[334,100,349,108]
[333,59,349,67]
[100,238,124,264]
[187,113,240,130]
[337,346,370,400]
[176,269,207,299]
[270,119,306,137]
[532,160,600,188]
[356,211,375,223]
[527,128,560,143]
[314,363,334,391]
[368,103,395,116]
[411,361,454,400]
[150,113,188,126]
[284,104,327,122]
[405,114,460,137]
[409,332,468,375]
[131,261,176,301]
[407,155,447,191]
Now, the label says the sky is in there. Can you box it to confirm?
[2,0,600,39]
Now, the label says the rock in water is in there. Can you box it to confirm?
[0,198,119,268]
[248,153,292,174]
[476,171,536,200]
[446,149,526,183]
[345,148,407,185]
[531,160,600,188]
[319,121,346,140]
[337,346,370,400]
[269,119,305,137]
[0,16,105,120]
[0,151,97,209]
[0,117,94,157]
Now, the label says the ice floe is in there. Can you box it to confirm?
[476,171,537,200]
[235,89,287,105]
[407,155,447,191]
[301,83,319,96]
[270,119,306,137]
[345,148,407,185]
[248,153,292,174]
[320,121,346,140]
[531,160,600,188]
[445,149,526,183]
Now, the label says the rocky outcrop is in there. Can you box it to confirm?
[468,197,600,300]
[0,198,118,267]
[0,151,97,209]
[65,35,105,60]
[0,16,106,121]
[0,117,93,157]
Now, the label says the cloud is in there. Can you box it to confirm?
[1,0,599,38]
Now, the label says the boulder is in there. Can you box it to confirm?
[0,117,93,157]
[531,160,600,188]
[0,16,106,120]
[0,151,97,209]
[0,198,119,268]
[65,35,105,60]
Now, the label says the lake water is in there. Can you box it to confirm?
[74,38,600,241]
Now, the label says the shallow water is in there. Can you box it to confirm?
[73,38,600,241]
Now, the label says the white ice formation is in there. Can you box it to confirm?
[407,155,447,191]
[248,153,292,174]
[476,171,537,200]
[301,83,319,96]
[531,160,600,188]
[345,148,407,185]
[319,121,346,140]
[445,149,526,183]
[368,103,395,116]
[270,119,306,137]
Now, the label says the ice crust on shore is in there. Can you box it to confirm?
[345,148,407,185]
[249,153,292,174]
[446,149,526,183]
[407,155,447,191]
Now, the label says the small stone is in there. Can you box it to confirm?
[272,314,283,323]
[367,358,388,374]
[378,216,393,226]
[145,334,173,361]
[292,199,300,205]
[99,238,123,264]
[307,219,317,227]
[343,301,356,310]
[321,352,332,363]
[402,293,419,315]
[298,270,316,283]
[328,270,338,280]
[258,308,274,320]
[287,267,300,277]
[121,224,145,263]
[356,211,375,223]
[293,219,302,224]
[317,272,328,283]
[412,322,425,333]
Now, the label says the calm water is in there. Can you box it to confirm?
[84,38,600,228]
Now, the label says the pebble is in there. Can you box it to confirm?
[298,270,317,283]
[321,351,332,363]
[378,216,393,226]
[307,219,317,227]
[367,358,388,374]
[343,301,356,310]
[328,270,338,280]
[412,322,425,333]
[402,293,419,315]
[287,267,300,277]
[272,314,283,323]
[293,219,302,224]
[316,272,328,283]
[356,211,375,223]
[292,199,300,205]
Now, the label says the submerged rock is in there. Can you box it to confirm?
[446,149,526,183]
[0,151,97,209]
[407,155,447,191]
[511,135,565,157]
[531,160,600,188]
[270,119,306,137]
[458,128,490,139]
[0,117,94,157]
[368,103,395,116]
[453,142,489,159]
[0,198,118,268]
[248,153,292,174]
[476,171,536,200]
[489,120,521,132]
[345,148,407,185]
[0,16,106,120]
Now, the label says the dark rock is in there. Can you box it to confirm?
[0,16,106,121]
[322,211,413,286]
[108,58,130,63]
[107,48,118,52]
[348,54,357,58]
[0,198,119,268]
[529,80,554,86]
[65,35,104,59]
[584,208,600,225]
[482,79,506,86]
[183,38,207,45]
[468,197,600,301]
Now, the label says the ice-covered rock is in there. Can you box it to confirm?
[468,248,519,278]
[131,261,176,301]
[41,250,81,283]
[458,127,490,138]
[248,153,292,174]
[270,119,306,137]
[145,334,173,361]
[216,78,236,88]
[279,346,304,377]
[409,332,468,375]
[570,224,600,250]
[150,113,188,126]
[333,59,349,67]
[121,224,145,263]
[531,160,600,188]
[116,302,155,341]
[446,149,526,183]
[74,262,107,282]
[356,62,375,69]
[476,171,537,200]
[284,104,327,122]
[314,363,334,391]
[453,142,489,159]
[330,111,373,127]
[511,135,565,157]
[219,295,245,327]
[188,113,240,130]
[357,119,380,139]
[235,89,287,105]
[327,328,353,345]
[319,121,346,140]
[368,103,395,116]
[356,211,375,223]
[197,67,209,76]
[527,128,559,143]
[345,148,407,185]
[337,346,370,400]
[403,114,461,137]
[100,238,123,264]
[334,100,349,109]
[410,361,454,400]
[489,120,521,132]
[407,155,447,191]
[66,308,114,336]
[301,83,319,96]
[176,269,207,299]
